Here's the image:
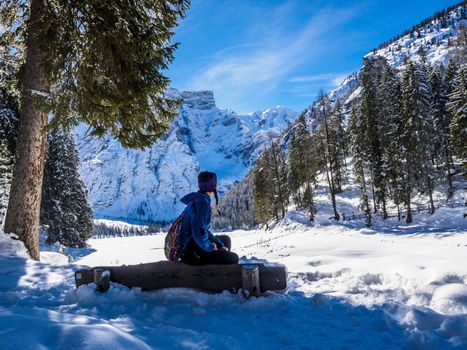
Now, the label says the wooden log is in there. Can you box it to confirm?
[242,264,261,297]
[75,261,287,294]
[94,269,110,293]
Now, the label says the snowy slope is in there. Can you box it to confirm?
[326,3,466,107]
[75,90,297,224]
[1,208,466,349]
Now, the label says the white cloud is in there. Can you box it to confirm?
[288,73,349,85]
[186,4,359,110]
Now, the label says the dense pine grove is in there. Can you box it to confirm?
[253,54,466,227]
[254,135,289,226]
[213,170,257,230]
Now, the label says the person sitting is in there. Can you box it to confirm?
[179,171,239,266]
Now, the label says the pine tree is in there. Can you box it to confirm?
[287,114,319,221]
[268,135,288,220]
[328,101,347,193]
[401,60,434,222]
[288,114,308,208]
[1,0,189,259]
[253,136,289,226]
[0,93,18,228]
[378,62,405,216]
[348,102,372,226]
[418,59,437,214]
[448,64,467,169]
[302,133,321,221]
[430,64,455,197]
[254,150,275,226]
[316,92,340,220]
[40,127,93,247]
[359,57,389,218]
[0,139,13,227]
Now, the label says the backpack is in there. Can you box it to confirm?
[164,213,185,262]
[165,201,195,262]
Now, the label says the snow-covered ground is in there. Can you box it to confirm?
[1,206,466,349]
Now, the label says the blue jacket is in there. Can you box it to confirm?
[180,191,224,253]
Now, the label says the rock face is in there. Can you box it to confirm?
[75,89,297,223]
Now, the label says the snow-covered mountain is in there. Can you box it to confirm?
[325,3,466,107]
[75,90,297,223]
[76,3,465,224]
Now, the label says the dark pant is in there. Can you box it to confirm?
[181,235,239,266]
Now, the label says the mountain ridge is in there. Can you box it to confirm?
[325,2,466,109]
[76,2,466,224]
[76,90,297,223]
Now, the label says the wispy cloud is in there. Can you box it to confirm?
[288,73,348,84]
[186,3,359,110]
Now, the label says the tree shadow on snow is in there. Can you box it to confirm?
[63,280,466,350]
[0,253,27,307]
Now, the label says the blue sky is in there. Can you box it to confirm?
[167,0,461,113]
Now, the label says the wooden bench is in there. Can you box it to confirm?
[75,261,287,296]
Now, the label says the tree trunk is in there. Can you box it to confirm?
[307,180,315,222]
[445,144,453,199]
[428,182,435,215]
[270,141,286,219]
[381,197,388,219]
[371,182,377,214]
[322,110,340,221]
[406,192,412,224]
[361,170,372,227]
[75,262,288,294]
[4,0,48,261]
[296,188,302,208]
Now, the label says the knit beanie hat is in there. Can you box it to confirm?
[198,171,219,208]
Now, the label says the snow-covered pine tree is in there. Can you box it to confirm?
[447,22,467,169]
[0,91,18,228]
[287,114,319,221]
[417,59,437,214]
[448,63,467,169]
[254,149,275,225]
[348,102,372,226]
[316,92,340,221]
[268,135,288,221]
[328,100,347,193]
[429,64,455,197]
[401,59,435,222]
[302,132,321,222]
[0,139,13,227]
[378,61,405,216]
[253,136,288,225]
[287,114,308,208]
[359,57,389,218]
[0,89,19,152]
[40,127,93,247]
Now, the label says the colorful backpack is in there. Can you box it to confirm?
[164,213,185,262]
[165,200,197,262]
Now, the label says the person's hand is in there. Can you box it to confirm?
[211,243,218,250]
[219,246,229,252]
